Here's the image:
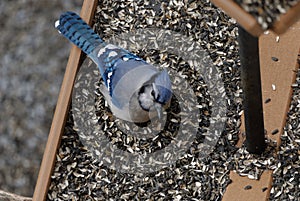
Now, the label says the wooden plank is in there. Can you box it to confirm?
[210,0,264,36]
[0,190,32,201]
[272,1,300,35]
[32,1,98,200]
[222,171,272,201]
[211,0,300,36]
[223,19,300,201]
[260,20,300,144]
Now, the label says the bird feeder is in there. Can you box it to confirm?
[210,0,300,200]
[32,0,300,200]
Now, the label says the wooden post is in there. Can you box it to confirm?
[32,1,98,200]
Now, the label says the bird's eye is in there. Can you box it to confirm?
[151,90,155,97]
[139,86,145,94]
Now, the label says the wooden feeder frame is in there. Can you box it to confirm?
[211,0,300,36]
[32,0,300,200]
[32,1,98,200]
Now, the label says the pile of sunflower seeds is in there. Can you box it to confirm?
[234,0,300,30]
[47,0,298,200]
[231,139,277,180]
[269,67,300,200]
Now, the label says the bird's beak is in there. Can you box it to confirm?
[154,103,163,119]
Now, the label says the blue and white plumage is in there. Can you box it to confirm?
[55,11,172,122]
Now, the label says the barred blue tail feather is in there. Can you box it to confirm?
[55,11,105,55]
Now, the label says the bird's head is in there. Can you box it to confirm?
[138,69,172,118]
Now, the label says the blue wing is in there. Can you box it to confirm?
[94,46,149,108]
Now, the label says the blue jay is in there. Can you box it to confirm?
[55,12,172,123]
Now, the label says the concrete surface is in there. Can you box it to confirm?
[0,0,82,197]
